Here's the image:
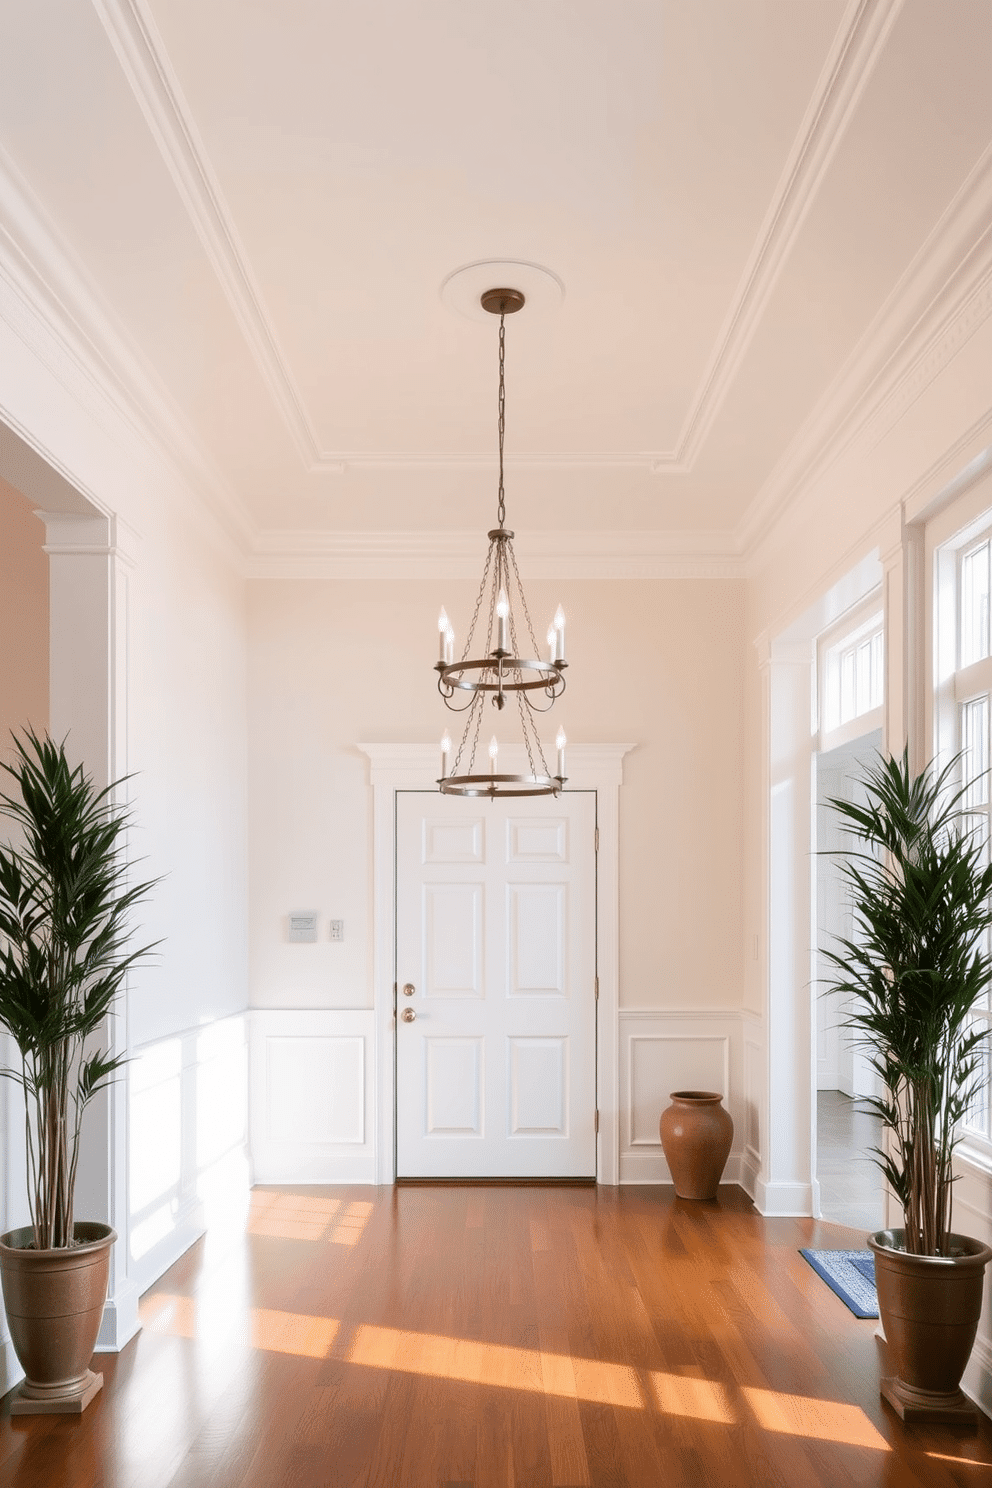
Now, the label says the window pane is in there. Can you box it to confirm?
[870,631,884,710]
[962,697,989,808]
[961,542,990,667]
[964,1025,991,1139]
[840,649,856,724]
[856,639,871,715]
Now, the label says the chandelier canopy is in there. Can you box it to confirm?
[435,288,568,798]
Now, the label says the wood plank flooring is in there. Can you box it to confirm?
[3,1183,992,1486]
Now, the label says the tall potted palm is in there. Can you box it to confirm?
[0,731,157,1413]
[824,749,992,1424]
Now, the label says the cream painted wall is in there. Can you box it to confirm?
[0,477,45,1256]
[125,495,249,1046]
[0,281,250,1380]
[0,476,48,751]
[247,571,745,1014]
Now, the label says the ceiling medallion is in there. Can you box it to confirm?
[435,288,567,799]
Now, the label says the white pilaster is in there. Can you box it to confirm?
[40,509,140,1350]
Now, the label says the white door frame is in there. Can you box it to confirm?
[360,743,632,1184]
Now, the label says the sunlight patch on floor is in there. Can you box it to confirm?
[247,1192,373,1246]
[139,1291,936,1453]
[252,1307,341,1358]
[649,1370,735,1424]
[742,1386,891,1450]
[348,1322,644,1407]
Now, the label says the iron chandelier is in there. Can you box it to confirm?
[435,288,568,798]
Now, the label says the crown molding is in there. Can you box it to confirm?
[246,529,744,581]
[740,138,992,559]
[95,0,895,480]
[93,0,322,468]
[0,141,253,566]
[664,0,904,470]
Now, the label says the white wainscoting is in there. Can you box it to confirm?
[618,1011,746,1185]
[250,1010,376,1183]
[0,1031,29,1398]
[953,1149,992,1417]
[128,1014,250,1302]
[741,1013,765,1204]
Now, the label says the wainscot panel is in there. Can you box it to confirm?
[250,1010,376,1182]
[618,1011,745,1185]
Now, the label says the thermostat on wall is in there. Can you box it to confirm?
[287,912,319,943]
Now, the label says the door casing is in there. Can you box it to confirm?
[361,743,631,1184]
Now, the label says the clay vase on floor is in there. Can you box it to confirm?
[659,1091,733,1200]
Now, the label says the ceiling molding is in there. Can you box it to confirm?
[93,0,322,468]
[0,142,254,565]
[246,529,744,582]
[740,138,992,558]
[660,0,905,470]
[95,0,900,479]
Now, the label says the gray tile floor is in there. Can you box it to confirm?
[816,1088,886,1234]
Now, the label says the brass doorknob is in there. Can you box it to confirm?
[401,1007,416,1023]
[402,982,416,996]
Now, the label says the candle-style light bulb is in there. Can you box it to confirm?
[445,624,455,665]
[489,735,498,774]
[496,587,509,653]
[438,607,449,663]
[556,726,567,778]
[547,624,557,664]
[554,604,566,663]
[440,731,451,779]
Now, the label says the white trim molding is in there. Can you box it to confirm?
[359,742,632,1185]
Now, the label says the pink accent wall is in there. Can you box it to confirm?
[0,476,48,755]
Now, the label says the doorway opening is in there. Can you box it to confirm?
[813,728,886,1231]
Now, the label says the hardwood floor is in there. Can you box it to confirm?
[3,1183,992,1486]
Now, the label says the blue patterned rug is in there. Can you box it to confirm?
[799,1248,878,1318]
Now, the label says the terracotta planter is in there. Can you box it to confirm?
[659,1090,733,1200]
[0,1222,115,1414]
[868,1228,992,1425]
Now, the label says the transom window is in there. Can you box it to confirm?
[818,604,884,745]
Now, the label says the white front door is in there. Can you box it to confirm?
[395,790,597,1178]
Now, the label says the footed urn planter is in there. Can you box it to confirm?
[659,1091,733,1200]
[868,1229,992,1426]
[0,1222,115,1414]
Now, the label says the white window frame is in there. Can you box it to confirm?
[928,487,992,1165]
[816,593,884,753]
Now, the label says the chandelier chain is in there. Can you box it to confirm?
[497,312,506,529]
[506,540,543,663]
[462,539,495,661]
[516,687,543,779]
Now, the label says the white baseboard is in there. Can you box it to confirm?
[0,1332,23,1400]
[618,1149,748,1188]
[738,1149,761,1205]
[752,1177,816,1216]
[95,1276,142,1353]
[964,1332,992,1421]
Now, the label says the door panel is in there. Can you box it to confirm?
[396,790,596,1178]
